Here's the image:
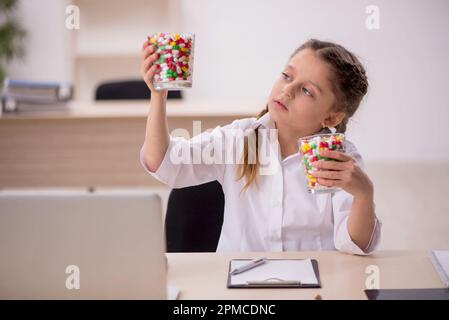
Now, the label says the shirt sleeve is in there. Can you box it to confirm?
[332,140,382,256]
[139,118,251,189]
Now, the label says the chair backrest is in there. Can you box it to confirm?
[165,181,225,252]
[94,80,182,100]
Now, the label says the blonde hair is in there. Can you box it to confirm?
[236,39,368,192]
[235,105,269,193]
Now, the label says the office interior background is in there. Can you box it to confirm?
[1,0,449,251]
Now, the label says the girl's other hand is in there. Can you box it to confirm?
[310,149,373,199]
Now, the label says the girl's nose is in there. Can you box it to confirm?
[282,85,294,100]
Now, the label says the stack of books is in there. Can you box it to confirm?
[1,78,74,113]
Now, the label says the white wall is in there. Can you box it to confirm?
[176,0,449,250]
[7,0,73,82]
[5,0,449,250]
[179,0,449,163]
[7,0,449,163]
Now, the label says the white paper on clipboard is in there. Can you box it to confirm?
[229,259,318,286]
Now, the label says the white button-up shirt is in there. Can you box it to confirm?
[140,112,381,255]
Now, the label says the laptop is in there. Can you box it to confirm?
[0,189,167,299]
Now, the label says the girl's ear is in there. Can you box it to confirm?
[324,111,346,128]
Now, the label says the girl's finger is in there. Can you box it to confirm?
[317,178,342,188]
[312,170,344,180]
[145,64,159,81]
[142,40,149,51]
[311,159,347,171]
[143,53,159,71]
[142,55,153,71]
[142,44,155,60]
[320,149,352,162]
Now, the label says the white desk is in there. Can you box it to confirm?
[166,251,444,300]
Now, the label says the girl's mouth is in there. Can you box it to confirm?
[274,100,288,111]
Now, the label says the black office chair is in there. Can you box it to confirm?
[95,80,182,100]
[165,180,225,252]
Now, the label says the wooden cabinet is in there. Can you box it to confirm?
[0,101,259,188]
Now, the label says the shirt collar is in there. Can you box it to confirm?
[251,111,276,130]
[250,110,333,134]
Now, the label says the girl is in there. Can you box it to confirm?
[140,38,381,255]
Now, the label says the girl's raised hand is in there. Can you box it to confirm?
[141,40,167,96]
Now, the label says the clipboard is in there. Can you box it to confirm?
[227,258,321,288]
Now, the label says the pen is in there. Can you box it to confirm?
[230,257,267,275]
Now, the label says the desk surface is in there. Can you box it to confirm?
[166,251,444,300]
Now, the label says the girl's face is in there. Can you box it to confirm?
[268,49,344,138]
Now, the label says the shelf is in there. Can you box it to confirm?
[72,0,182,101]
[0,100,263,120]
[75,51,141,60]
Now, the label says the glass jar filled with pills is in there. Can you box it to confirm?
[147,32,195,90]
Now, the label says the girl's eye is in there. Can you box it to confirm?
[302,87,312,97]
[281,72,313,97]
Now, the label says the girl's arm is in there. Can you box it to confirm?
[141,41,170,172]
[347,189,376,250]
[144,91,170,172]
[311,142,381,255]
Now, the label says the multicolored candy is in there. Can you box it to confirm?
[299,133,345,193]
[147,33,195,90]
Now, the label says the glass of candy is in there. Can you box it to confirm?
[299,133,345,194]
[147,32,195,90]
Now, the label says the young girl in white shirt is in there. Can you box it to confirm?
[140,38,381,255]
